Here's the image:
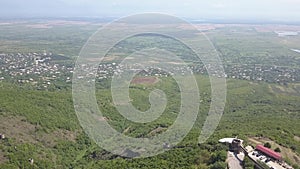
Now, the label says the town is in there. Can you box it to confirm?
[0,52,300,90]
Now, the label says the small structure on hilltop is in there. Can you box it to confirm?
[219,137,244,154]
[0,133,5,139]
[231,139,242,154]
[219,138,245,169]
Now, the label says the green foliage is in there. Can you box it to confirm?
[264,142,272,148]
[1,21,300,168]
[209,161,226,169]
[1,75,300,168]
[274,147,281,152]
[209,151,227,164]
[293,164,300,169]
[0,82,79,131]
[243,156,254,169]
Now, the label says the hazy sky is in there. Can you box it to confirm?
[1,0,300,22]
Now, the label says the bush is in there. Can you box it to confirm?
[274,147,281,152]
[264,142,271,148]
[209,151,227,164]
[209,161,226,169]
[243,157,254,169]
[291,145,297,151]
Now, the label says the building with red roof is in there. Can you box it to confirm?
[256,145,282,161]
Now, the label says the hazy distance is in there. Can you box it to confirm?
[0,0,300,23]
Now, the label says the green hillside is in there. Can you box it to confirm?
[0,75,299,168]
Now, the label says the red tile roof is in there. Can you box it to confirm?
[256,145,282,160]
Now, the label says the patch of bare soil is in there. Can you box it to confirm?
[0,116,78,147]
[147,127,167,137]
[0,116,37,144]
[123,127,131,134]
[37,129,78,147]
[0,150,8,164]
[294,136,300,142]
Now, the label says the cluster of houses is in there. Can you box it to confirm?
[76,62,197,81]
[0,52,299,89]
[0,52,73,88]
[223,64,299,84]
